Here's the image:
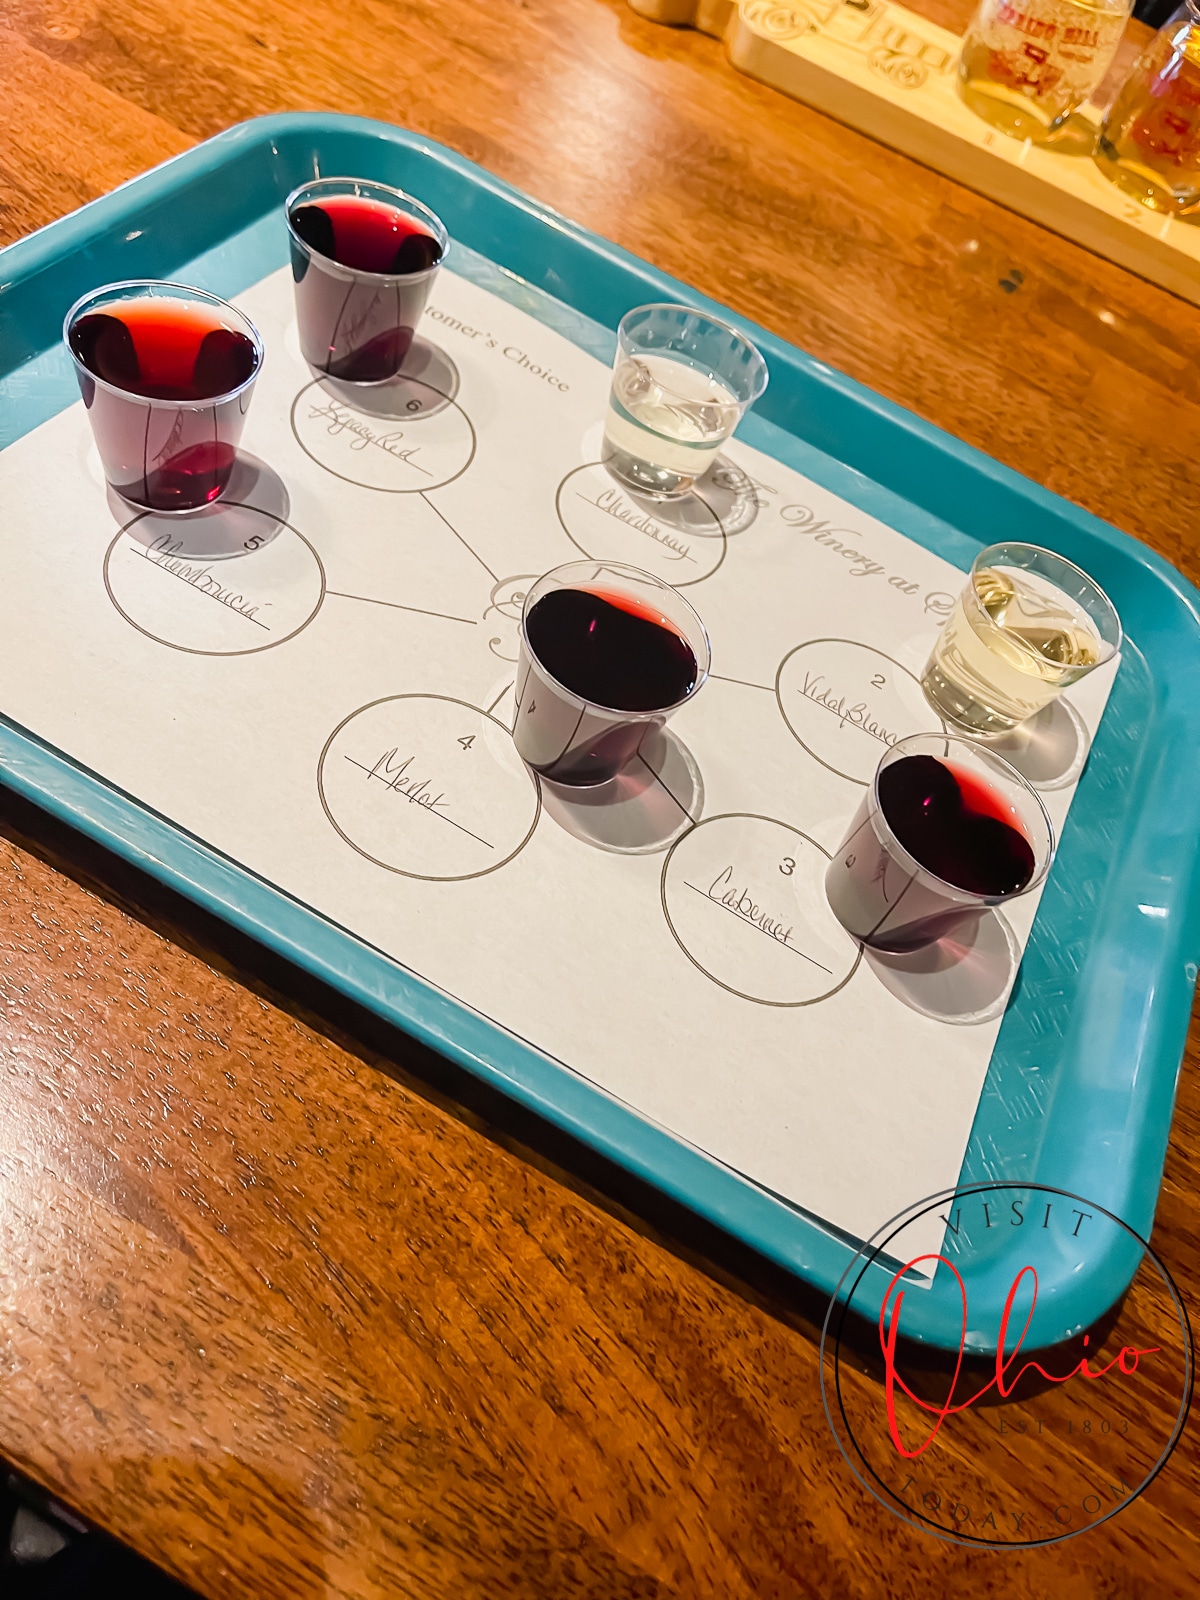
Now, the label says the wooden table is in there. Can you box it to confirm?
[0,1,1197,1595]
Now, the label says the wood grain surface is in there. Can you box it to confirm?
[0,1,1197,1595]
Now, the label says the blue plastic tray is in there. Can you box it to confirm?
[1,113,1198,1349]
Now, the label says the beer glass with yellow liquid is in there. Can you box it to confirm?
[958,0,1133,142]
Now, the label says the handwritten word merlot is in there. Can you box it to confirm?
[362,749,448,813]
[707,866,795,947]
[880,1256,1159,1461]
[578,487,696,563]
[307,400,431,471]
[801,672,901,746]
[142,537,270,628]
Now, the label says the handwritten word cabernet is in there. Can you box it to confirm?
[707,866,795,947]
[142,537,270,629]
[879,1255,1158,1461]
[577,487,696,563]
[307,400,431,471]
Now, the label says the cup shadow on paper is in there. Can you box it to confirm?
[984,695,1088,792]
[864,908,1020,1026]
[109,453,291,561]
[695,456,762,536]
[598,455,761,538]
[308,336,460,420]
[538,727,703,855]
[599,473,731,542]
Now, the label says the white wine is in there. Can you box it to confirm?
[958,0,1130,142]
[922,565,1103,734]
[603,354,740,499]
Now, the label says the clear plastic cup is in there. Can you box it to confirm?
[602,303,768,500]
[513,560,710,787]
[286,176,448,384]
[64,280,263,513]
[921,542,1122,736]
[824,732,1055,953]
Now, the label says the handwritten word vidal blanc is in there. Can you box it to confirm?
[781,504,955,618]
[707,866,795,947]
[142,538,270,627]
[423,307,570,391]
[801,673,902,746]
[307,401,431,470]
[578,487,695,563]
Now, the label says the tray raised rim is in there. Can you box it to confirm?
[2,111,1198,1351]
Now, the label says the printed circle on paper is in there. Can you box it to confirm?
[556,463,726,586]
[661,813,860,1006]
[104,511,325,656]
[318,694,540,881]
[821,1183,1193,1550]
[776,638,942,783]
[291,376,476,492]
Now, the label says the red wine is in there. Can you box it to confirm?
[289,194,444,383]
[69,299,258,402]
[515,587,701,785]
[289,195,443,276]
[68,295,260,511]
[878,755,1035,896]
[525,588,699,711]
[825,754,1037,952]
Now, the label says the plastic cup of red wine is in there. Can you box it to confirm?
[824,732,1054,954]
[64,280,263,514]
[285,176,448,386]
[513,561,710,788]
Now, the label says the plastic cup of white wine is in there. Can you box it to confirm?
[921,542,1121,736]
[602,303,768,501]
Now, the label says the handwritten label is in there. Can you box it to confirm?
[576,486,696,564]
[706,865,797,949]
[356,748,448,813]
[800,671,902,747]
[306,400,431,470]
[556,463,724,586]
[661,814,857,1006]
[317,696,540,881]
[141,537,271,629]
[291,379,476,492]
[105,523,325,656]
[777,641,937,783]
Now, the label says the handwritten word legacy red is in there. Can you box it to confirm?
[879,1257,1159,1460]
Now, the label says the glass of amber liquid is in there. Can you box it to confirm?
[958,0,1132,142]
[1095,2,1200,214]
[921,542,1121,735]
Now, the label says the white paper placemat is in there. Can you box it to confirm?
[0,262,1114,1260]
